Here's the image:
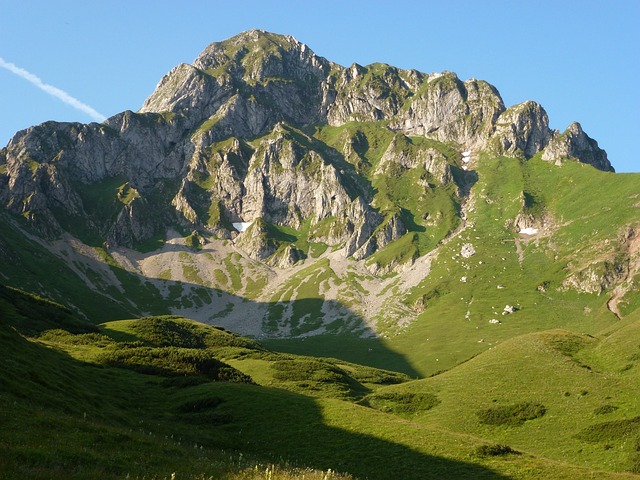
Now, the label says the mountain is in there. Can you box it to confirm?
[0,30,636,346]
[2,29,640,479]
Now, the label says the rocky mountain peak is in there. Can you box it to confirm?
[0,30,616,258]
[542,121,613,171]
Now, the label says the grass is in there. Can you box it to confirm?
[7,284,640,477]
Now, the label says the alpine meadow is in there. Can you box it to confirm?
[1,30,639,479]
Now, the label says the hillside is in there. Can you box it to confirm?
[3,291,640,478]
[0,30,639,478]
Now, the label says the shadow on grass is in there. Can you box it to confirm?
[0,321,509,480]
[0,215,424,378]
[197,380,511,480]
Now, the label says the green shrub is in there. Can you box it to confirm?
[129,317,264,350]
[271,358,345,382]
[474,444,520,457]
[175,396,225,413]
[38,329,114,347]
[477,402,546,426]
[99,346,254,383]
[361,391,440,417]
[130,317,206,348]
[270,358,364,399]
[594,404,619,415]
[576,416,640,443]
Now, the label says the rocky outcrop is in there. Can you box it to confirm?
[489,101,551,157]
[375,134,452,184]
[390,74,505,149]
[234,217,281,261]
[542,122,613,172]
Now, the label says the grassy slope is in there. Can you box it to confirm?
[5,289,639,478]
[380,157,639,376]
[372,322,640,474]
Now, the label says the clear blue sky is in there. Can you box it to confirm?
[1,0,638,172]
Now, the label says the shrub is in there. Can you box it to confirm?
[477,402,546,426]
[38,329,113,347]
[99,346,254,384]
[271,359,345,383]
[474,444,520,457]
[130,317,206,348]
[175,396,225,413]
[576,416,640,443]
[594,404,619,415]
[361,391,440,417]
[130,316,264,350]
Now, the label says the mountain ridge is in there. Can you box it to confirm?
[0,30,634,345]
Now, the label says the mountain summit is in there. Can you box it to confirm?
[0,30,632,340]
[0,30,612,246]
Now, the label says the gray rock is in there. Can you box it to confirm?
[542,122,613,171]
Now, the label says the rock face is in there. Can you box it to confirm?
[490,101,551,157]
[0,29,614,258]
[542,122,613,172]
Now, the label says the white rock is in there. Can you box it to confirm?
[502,305,517,315]
[519,227,538,235]
[460,243,476,258]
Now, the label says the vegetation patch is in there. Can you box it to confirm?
[175,396,225,413]
[38,329,114,347]
[269,357,368,399]
[576,416,640,444]
[542,331,593,357]
[118,317,263,350]
[129,316,207,348]
[360,391,440,417]
[99,345,254,383]
[594,404,619,415]
[477,402,547,427]
[473,444,521,458]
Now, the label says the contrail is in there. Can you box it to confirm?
[0,56,106,122]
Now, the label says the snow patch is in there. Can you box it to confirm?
[232,222,253,232]
[519,227,538,235]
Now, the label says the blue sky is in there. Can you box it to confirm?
[0,1,638,172]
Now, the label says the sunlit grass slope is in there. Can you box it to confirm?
[4,288,638,478]
[369,322,640,475]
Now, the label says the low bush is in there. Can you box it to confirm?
[130,316,264,350]
[477,402,546,426]
[361,391,440,417]
[474,444,520,458]
[594,404,619,415]
[176,396,225,413]
[576,416,640,443]
[99,346,254,383]
[131,317,205,348]
[38,329,114,347]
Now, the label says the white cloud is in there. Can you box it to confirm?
[0,56,106,122]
